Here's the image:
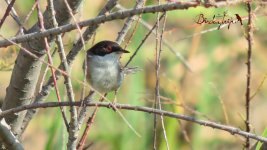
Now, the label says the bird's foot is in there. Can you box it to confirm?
[80,92,94,107]
[108,102,117,112]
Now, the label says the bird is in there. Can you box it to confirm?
[235,14,243,26]
[84,40,136,95]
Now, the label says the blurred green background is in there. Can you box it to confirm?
[1,0,267,150]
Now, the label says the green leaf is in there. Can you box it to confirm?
[256,127,267,150]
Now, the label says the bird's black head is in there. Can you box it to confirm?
[87,40,129,56]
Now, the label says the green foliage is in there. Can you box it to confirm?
[256,128,267,150]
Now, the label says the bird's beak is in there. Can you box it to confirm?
[119,49,130,53]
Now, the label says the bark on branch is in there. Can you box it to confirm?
[0,101,267,144]
[1,0,83,137]
[0,0,243,48]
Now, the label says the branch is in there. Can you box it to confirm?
[0,0,244,48]
[155,10,169,149]
[20,0,118,136]
[0,101,267,144]
[0,0,16,29]
[125,13,165,67]
[1,0,83,137]
[116,3,192,71]
[77,93,106,150]
[48,0,78,148]
[115,0,145,44]
[245,1,253,149]
[0,110,23,150]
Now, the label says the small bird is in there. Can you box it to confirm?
[235,14,243,25]
[85,40,132,94]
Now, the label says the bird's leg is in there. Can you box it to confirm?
[108,90,118,111]
[113,90,118,104]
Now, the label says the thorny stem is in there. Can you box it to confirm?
[1,101,267,144]
[156,11,169,150]
[245,1,253,149]
[125,14,165,68]
[36,0,69,130]
[0,0,16,29]
[0,1,245,48]
[77,94,107,150]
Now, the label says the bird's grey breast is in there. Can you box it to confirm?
[86,53,122,93]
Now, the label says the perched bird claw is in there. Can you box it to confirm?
[108,102,117,112]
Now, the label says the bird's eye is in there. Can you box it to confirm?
[106,45,112,52]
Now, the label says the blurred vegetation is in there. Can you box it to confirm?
[0,0,267,150]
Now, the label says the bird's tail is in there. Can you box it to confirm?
[122,67,142,75]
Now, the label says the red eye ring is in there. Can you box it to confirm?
[105,45,112,52]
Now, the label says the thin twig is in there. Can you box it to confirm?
[209,83,229,124]
[82,142,94,150]
[77,93,107,150]
[125,13,165,67]
[63,0,86,51]
[0,0,16,29]
[17,1,38,35]
[156,11,169,150]
[4,0,23,31]
[0,34,70,78]
[77,95,142,149]
[77,107,98,150]
[36,0,70,131]
[1,101,267,144]
[38,48,57,93]
[122,2,145,49]
[155,96,211,120]
[153,5,160,149]
[77,91,95,127]
[245,1,253,149]
[48,0,79,148]
[116,0,145,44]
[250,73,267,101]
[116,3,192,71]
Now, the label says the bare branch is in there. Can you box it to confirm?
[116,0,145,44]
[1,0,83,137]
[77,93,106,150]
[156,10,169,150]
[0,0,244,48]
[115,3,192,71]
[0,0,16,29]
[37,0,71,131]
[4,0,23,32]
[245,1,253,149]
[0,101,267,144]
[48,0,78,148]
[0,110,23,150]
[125,14,165,67]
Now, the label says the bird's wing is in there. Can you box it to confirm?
[121,66,142,75]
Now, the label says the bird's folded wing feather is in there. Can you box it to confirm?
[121,66,142,75]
